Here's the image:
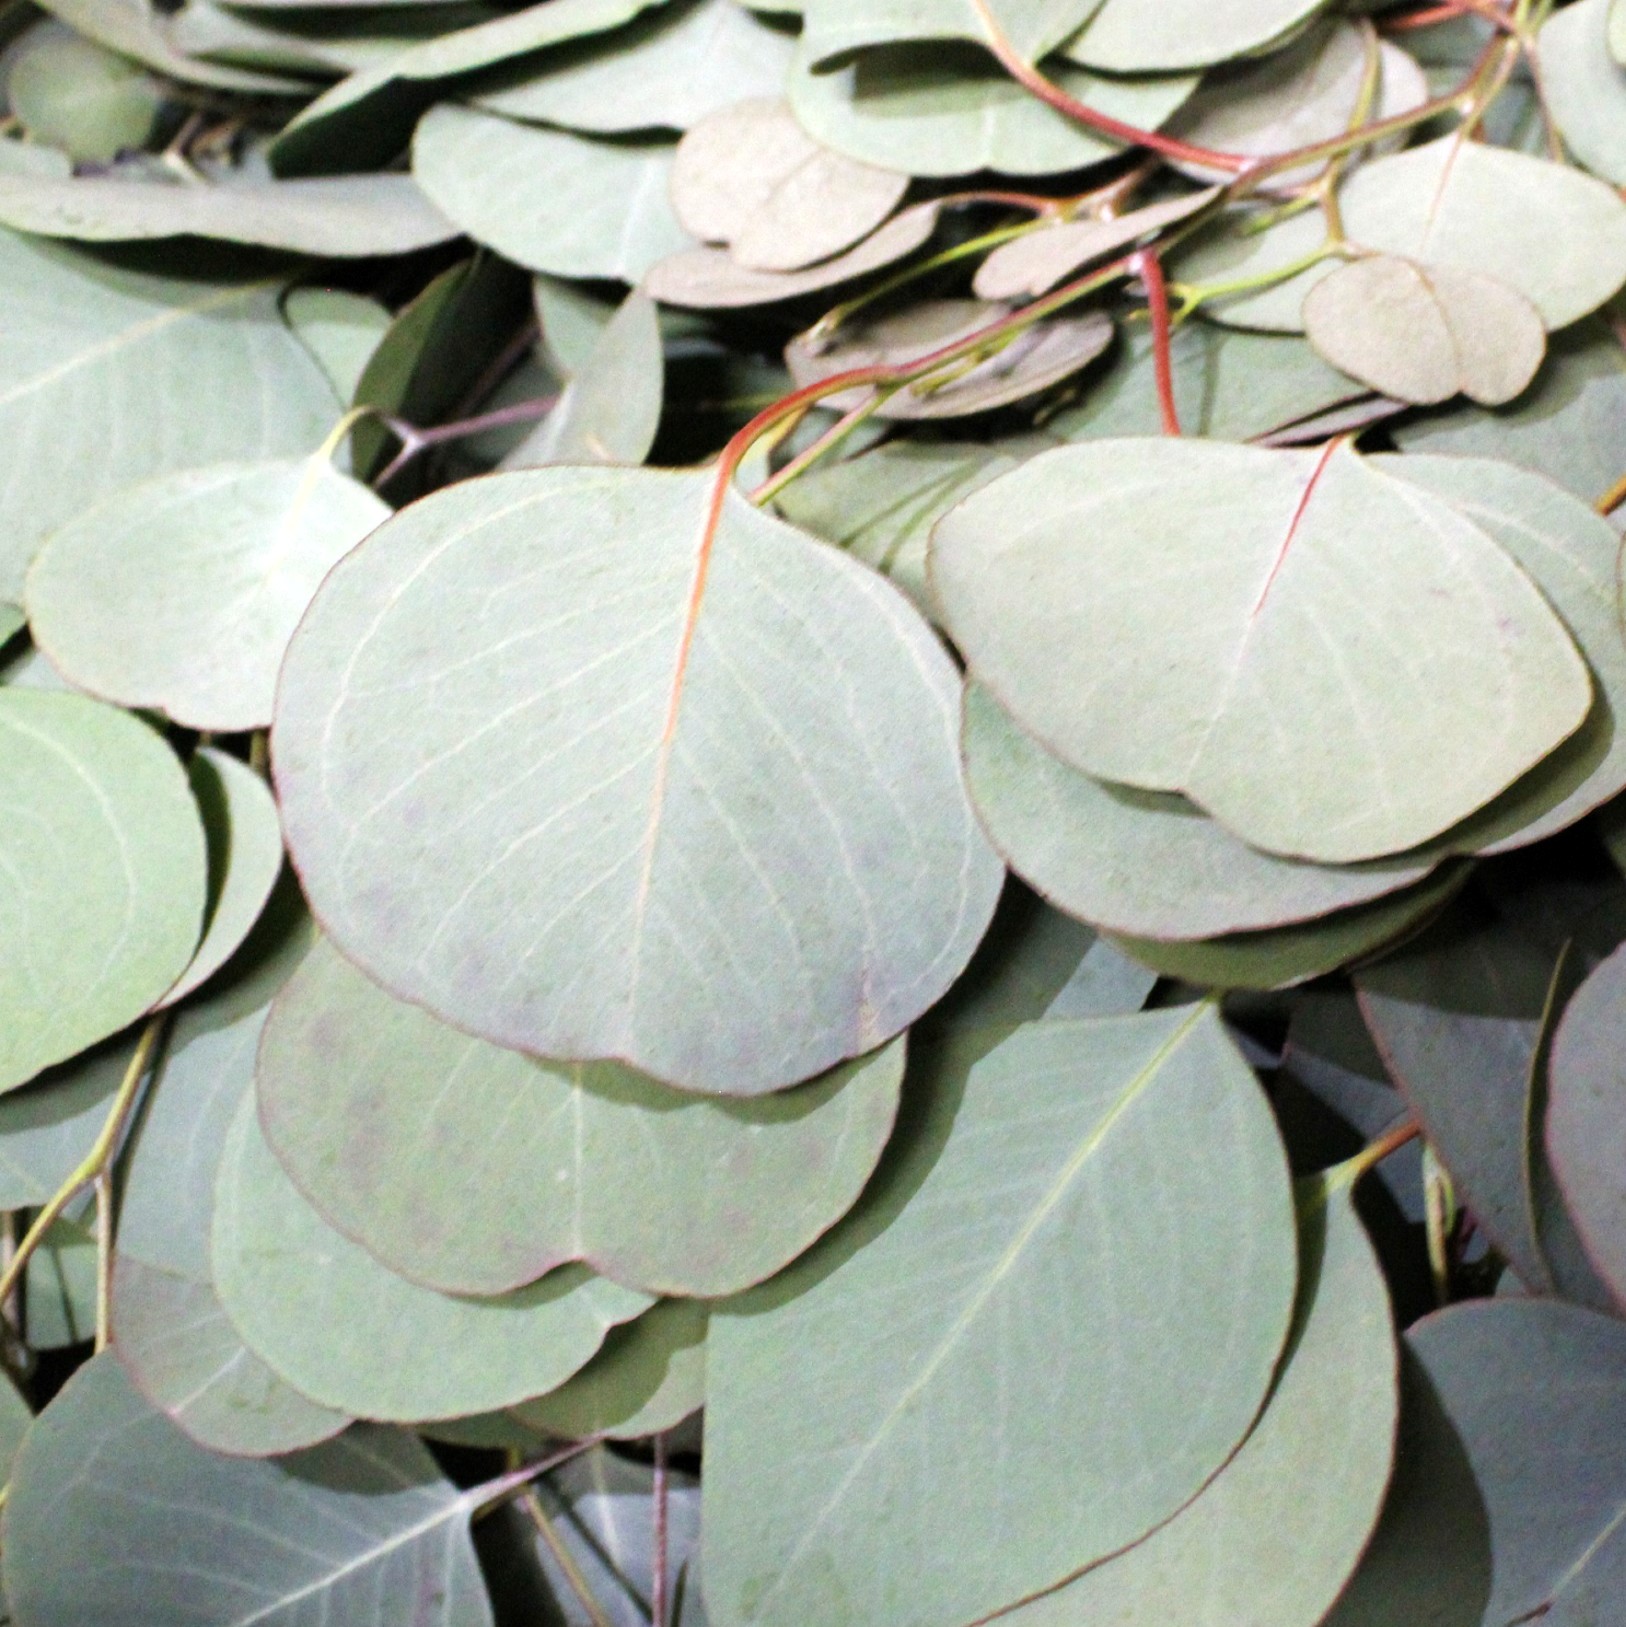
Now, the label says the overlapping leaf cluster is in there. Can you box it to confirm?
[0,0,1623,1621]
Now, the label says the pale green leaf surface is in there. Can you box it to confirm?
[1391,315,1626,505]
[1328,1300,1626,1626]
[2,1351,495,1627]
[1004,1179,1395,1627]
[1339,136,1626,330]
[213,1095,653,1420]
[786,299,1113,419]
[272,465,1001,1095]
[160,750,284,1009]
[643,198,940,306]
[533,274,619,377]
[113,1257,349,1457]
[0,693,205,1093]
[1105,863,1470,991]
[1539,0,1626,186]
[502,289,662,468]
[702,1008,1296,1627]
[799,0,1102,65]
[412,107,692,281]
[1303,255,1546,407]
[962,682,1437,939]
[27,457,390,731]
[1547,942,1626,1307]
[472,0,796,133]
[0,1371,30,1488]
[0,169,458,255]
[514,1299,708,1440]
[1614,0,1626,61]
[670,98,906,272]
[788,38,1195,178]
[0,231,340,603]
[1063,0,1335,71]
[8,34,163,161]
[929,438,1592,862]
[283,287,391,402]
[1169,201,1333,332]
[256,939,906,1296]
[1379,454,1626,854]
[0,1040,121,1209]
[24,1216,96,1349]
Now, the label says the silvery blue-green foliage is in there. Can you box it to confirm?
[0,0,1622,1623]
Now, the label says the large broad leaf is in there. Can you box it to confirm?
[1336,137,1626,330]
[1538,0,1626,186]
[160,749,285,1008]
[669,98,906,272]
[3,1351,495,1626]
[1003,1176,1395,1627]
[472,0,796,133]
[1547,942,1626,1309]
[1062,0,1335,71]
[515,1298,708,1440]
[962,682,1437,939]
[1392,315,1626,505]
[787,37,1195,178]
[8,34,163,161]
[0,170,457,255]
[0,693,206,1093]
[1328,1299,1626,1626]
[799,0,1103,65]
[256,938,905,1296]
[701,1007,1297,1627]
[412,107,692,281]
[269,0,671,174]
[27,457,389,732]
[113,898,351,1457]
[213,1093,653,1420]
[930,438,1590,863]
[0,230,338,604]
[273,465,1001,1095]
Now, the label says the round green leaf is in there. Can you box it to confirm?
[257,937,905,1296]
[1538,0,1626,186]
[514,1299,708,1440]
[1003,1178,1396,1627]
[160,749,285,1009]
[27,456,389,732]
[0,1038,124,1210]
[213,1093,653,1421]
[7,34,163,163]
[962,681,1437,939]
[273,465,1001,1095]
[412,106,692,281]
[702,1007,1297,1627]
[929,438,1591,862]
[3,1352,495,1627]
[800,0,1101,65]
[472,0,797,134]
[1548,941,1626,1308]
[1063,0,1336,71]
[0,692,206,1092]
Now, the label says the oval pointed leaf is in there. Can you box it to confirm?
[273,464,1001,1095]
[702,1007,1297,1627]
[930,438,1591,862]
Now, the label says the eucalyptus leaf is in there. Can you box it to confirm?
[27,456,389,731]
[273,464,1001,1095]
[799,0,1103,65]
[472,0,796,133]
[787,38,1197,178]
[514,1299,708,1440]
[0,692,206,1093]
[1002,1176,1395,1627]
[413,107,692,281]
[213,1094,653,1421]
[0,230,340,603]
[930,437,1591,862]
[257,938,905,1296]
[283,285,391,404]
[1539,0,1626,187]
[24,1216,96,1349]
[670,98,907,273]
[7,33,164,162]
[702,1007,1296,1627]
[3,1351,496,1626]
[0,1040,123,1209]
[962,681,1438,940]
[1062,0,1336,72]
